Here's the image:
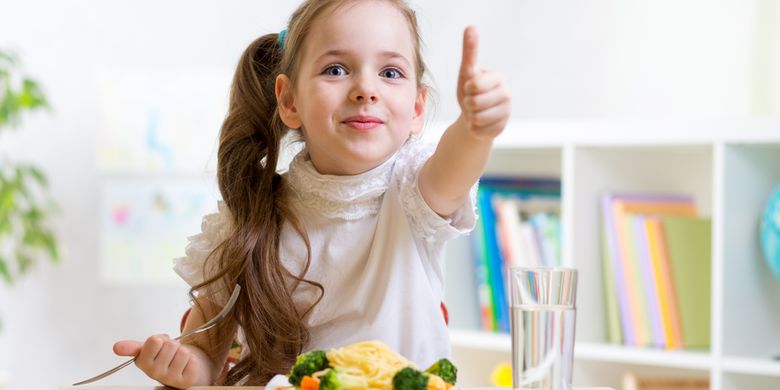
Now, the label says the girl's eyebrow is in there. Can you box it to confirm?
[315,49,411,67]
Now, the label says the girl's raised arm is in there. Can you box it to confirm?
[419,26,511,217]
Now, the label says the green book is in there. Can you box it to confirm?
[662,216,711,349]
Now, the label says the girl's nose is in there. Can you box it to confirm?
[349,76,378,104]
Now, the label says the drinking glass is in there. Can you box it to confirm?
[509,267,578,390]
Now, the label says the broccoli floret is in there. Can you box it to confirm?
[288,350,330,387]
[392,367,429,390]
[424,358,457,385]
[318,368,368,390]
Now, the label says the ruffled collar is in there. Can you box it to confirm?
[285,149,399,220]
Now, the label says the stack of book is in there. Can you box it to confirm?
[471,176,562,332]
[601,192,711,349]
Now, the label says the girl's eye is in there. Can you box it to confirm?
[380,68,403,79]
[323,65,347,76]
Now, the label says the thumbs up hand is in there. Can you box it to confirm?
[457,26,511,140]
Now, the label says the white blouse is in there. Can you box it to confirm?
[173,139,476,368]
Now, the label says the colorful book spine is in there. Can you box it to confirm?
[601,194,632,344]
[663,216,712,349]
[472,188,495,331]
[631,214,665,348]
[615,203,651,346]
[645,216,683,349]
[477,187,510,333]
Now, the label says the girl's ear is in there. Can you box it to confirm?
[410,87,428,135]
[276,74,302,129]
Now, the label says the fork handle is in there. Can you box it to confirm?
[72,356,137,386]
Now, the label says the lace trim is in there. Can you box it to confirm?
[172,201,234,305]
[285,150,396,220]
[396,142,479,244]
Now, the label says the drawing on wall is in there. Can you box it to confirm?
[95,68,229,283]
[98,177,218,284]
[95,68,231,173]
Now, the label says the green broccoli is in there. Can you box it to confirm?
[392,367,429,390]
[424,358,457,385]
[318,368,369,390]
[288,350,330,387]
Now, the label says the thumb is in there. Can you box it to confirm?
[458,26,480,87]
[113,340,143,357]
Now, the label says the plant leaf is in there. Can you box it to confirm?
[16,251,33,274]
[20,79,49,110]
[24,165,48,187]
[0,256,11,284]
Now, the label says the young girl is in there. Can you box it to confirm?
[113,0,510,387]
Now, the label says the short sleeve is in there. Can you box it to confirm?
[396,140,478,246]
[172,201,234,305]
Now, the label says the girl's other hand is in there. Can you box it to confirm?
[114,335,201,388]
[457,26,511,140]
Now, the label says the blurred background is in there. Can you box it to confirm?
[1,0,779,389]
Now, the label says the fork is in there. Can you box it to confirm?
[72,284,241,386]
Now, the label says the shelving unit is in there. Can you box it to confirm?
[436,119,780,390]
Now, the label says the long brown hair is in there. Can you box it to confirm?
[191,0,430,385]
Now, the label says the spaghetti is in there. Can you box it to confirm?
[323,340,417,388]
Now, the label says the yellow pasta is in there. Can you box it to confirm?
[325,340,416,389]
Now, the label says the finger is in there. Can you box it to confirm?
[154,339,179,370]
[463,85,511,112]
[470,103,511,128]
[458,26,480,86]
[113,340,143,357]
[464,72,505,96]
[181,358,201,385]
[168,346,191,378]
[136,334,167,368]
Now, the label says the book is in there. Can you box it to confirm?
[645,216,684,349]
[476,187,503,331]
[630,214,665,348]
[602,193,697,346]
[663,215,712,349]
[470,205,495,331]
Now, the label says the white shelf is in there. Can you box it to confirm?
[450,329,511,352]
[442,118,780,390]
[426,118,780,147]
[721,357,780,377]
[575,342,712,370]
[450,330,712,370]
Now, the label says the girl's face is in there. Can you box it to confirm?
[277,0,426,175]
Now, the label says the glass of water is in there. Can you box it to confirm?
[509,267,578,390]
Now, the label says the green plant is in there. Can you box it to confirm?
[0,50,59,287]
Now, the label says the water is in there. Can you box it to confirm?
[511,304,576,390]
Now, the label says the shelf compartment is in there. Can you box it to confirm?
[569,145,714,344]
[721,143,780,359]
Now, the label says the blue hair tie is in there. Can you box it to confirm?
[277,29,288,48]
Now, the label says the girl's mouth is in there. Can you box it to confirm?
[342,116,384,131]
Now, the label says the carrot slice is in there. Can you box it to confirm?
[300,376,320,390]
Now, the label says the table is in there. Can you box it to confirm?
[59,387,615,390]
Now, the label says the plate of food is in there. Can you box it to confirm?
[271,340,457,390]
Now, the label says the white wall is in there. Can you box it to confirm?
[0,0,768,389]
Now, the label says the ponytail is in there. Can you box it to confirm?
[192,33,322,385]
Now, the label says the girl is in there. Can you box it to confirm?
[113,0,510,387]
